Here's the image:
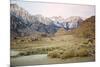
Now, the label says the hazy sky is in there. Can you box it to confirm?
[11,1,95,19]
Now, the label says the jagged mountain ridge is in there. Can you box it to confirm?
[10,4,59,38]
[10,4,83,38]
[51,16,83,29]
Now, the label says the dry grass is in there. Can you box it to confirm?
[11,34,95,58]
[48,49,63,58]
[75,48,89,57]
[47,47,91,59]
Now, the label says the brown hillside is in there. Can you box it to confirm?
[55,28,67,36]
[74,16,95,38]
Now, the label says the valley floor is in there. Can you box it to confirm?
[11,35,95,66]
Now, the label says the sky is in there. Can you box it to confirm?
[11,1,95,19]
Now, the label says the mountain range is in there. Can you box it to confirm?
[10,4,83,38]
